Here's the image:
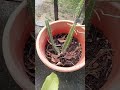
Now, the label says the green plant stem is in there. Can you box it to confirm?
[62,22,77,53]
[75,0,85,19]
[45,20,60,54]
[62,0,84,53]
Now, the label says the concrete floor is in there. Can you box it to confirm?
[0,0,22,89]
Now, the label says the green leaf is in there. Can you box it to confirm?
[41,72,59,90]
[45,20,60,54]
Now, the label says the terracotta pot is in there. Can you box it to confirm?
[92,2,120,90]
[36,20,85,72]
[2,0,34,90]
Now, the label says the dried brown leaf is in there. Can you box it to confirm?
[57,36,66,43]
[63,46,80,59]
[56,62,63,66]
[51,57,60,63]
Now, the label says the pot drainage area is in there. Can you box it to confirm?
[24,32,35,84]
[85,25,113,89]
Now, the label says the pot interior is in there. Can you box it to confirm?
[37,20,85,72]
[92,2,120,90]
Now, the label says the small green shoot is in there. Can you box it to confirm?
[41,72,59,90]
[61,23,76,52]
[45,0,85,54]
[75,0,85,19]
[45,20,60,54]
[62,0,85,52]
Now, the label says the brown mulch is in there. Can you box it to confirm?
[24,33,35,84]
[85,25,112,90]
[45,33,82,67]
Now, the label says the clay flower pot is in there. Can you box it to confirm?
[92,2,120,90]
[2,0,34,90]
[36,20,85,72]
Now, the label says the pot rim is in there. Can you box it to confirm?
[2,0,34,89]
[36,20,85,72]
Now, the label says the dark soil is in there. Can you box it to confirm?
[85,25,112,90]
[24,33,35,84]
[45,33,82,67]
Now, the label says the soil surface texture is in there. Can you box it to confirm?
[85,25,112,90]
[45,33,82,67]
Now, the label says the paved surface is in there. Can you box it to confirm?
[0,0,22,89]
